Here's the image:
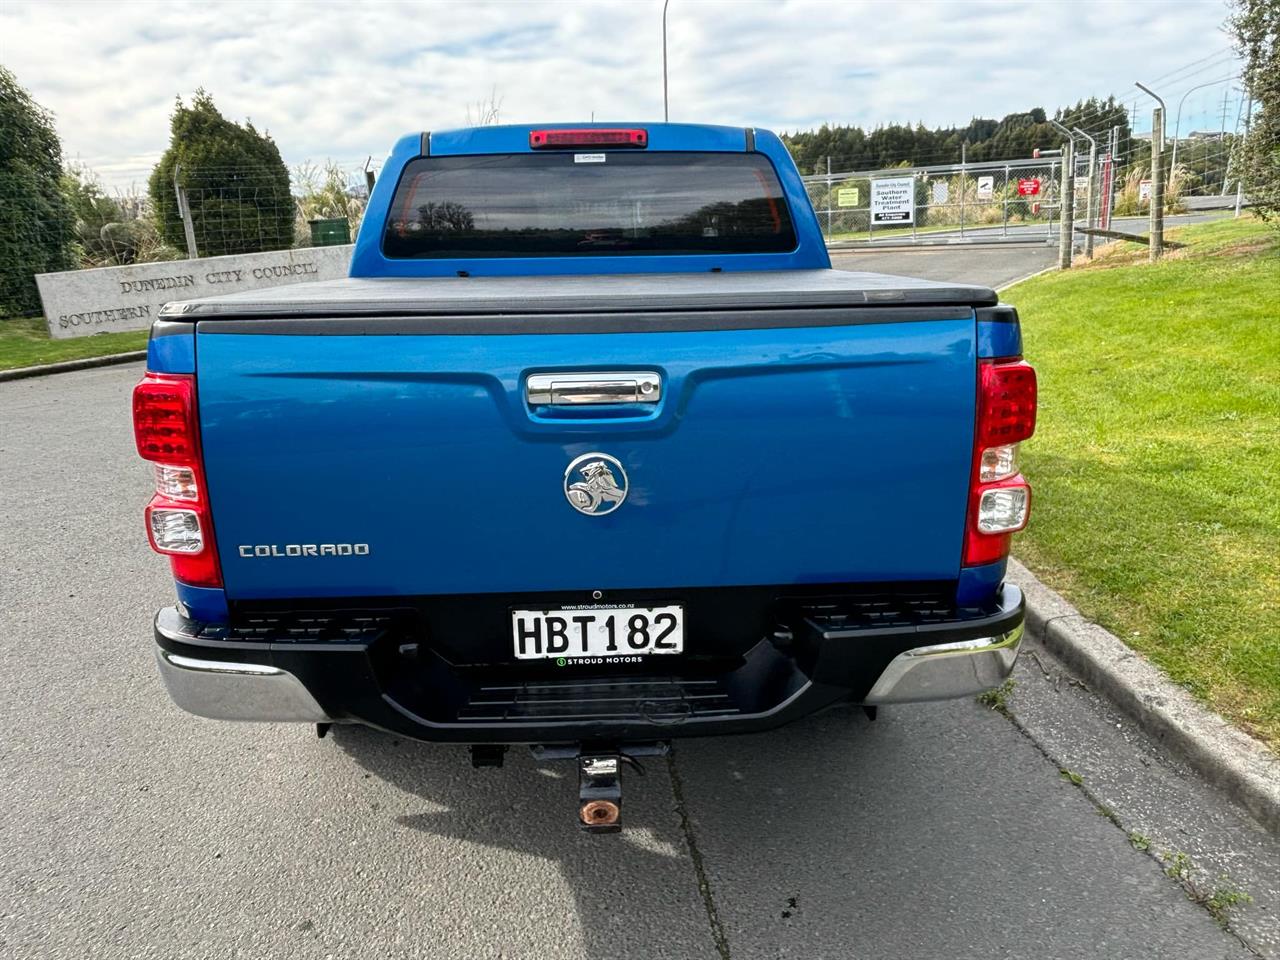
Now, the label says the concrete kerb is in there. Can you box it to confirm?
[0,350,147,383]
[1006,558,1280,834]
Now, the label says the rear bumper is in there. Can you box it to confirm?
[152,583,1023,742]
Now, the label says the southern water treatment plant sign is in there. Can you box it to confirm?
[870,176,916,225]
[35,245,353,339]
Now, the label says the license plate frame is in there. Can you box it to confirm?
[511,604,685,661]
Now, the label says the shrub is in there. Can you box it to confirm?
[0,66,75,316]
[147,90,293,257]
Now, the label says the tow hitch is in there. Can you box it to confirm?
[578,755,623,832]
[530,742,668,833]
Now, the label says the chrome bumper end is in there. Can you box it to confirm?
[862,623,1024,705]
[155,648,331,723]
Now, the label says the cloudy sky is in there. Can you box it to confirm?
[0,0,1245,190]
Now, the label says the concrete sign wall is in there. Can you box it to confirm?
[36,245,353,339]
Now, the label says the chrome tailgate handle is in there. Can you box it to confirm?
[526,371,662,405]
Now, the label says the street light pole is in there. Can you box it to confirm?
[1170,75,1237,175]
[662,0,671,122]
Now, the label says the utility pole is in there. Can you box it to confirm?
[959,141,967,237]
[662,0,671,122]
[1074,127,1097,259]
[1136,82,1165,262]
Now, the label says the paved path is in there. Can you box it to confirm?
[2,243,1275,957]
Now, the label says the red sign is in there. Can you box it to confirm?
[1017,178,1042,197]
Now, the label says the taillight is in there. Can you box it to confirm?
[964,359,1036,566]
[133,372,222,587]
[529,128,648,149]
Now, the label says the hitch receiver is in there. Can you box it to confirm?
[579,754,623,833]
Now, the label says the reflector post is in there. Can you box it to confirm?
[529,128,648,150]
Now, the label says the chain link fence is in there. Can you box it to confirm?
[0,160,379,319]
[804,158,1066,245]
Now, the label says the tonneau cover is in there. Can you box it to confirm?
[159,269,997,319]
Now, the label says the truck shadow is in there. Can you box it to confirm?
[329,700,1218,960]
[330,723,723,959]
[330,706,878,959]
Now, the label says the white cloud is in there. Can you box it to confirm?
[0,0,1241,190]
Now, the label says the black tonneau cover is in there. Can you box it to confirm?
[158,269,997,320]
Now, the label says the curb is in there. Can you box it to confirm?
[1006,558,1280,834]
[996,264,1059,291]
[0,350,147,383]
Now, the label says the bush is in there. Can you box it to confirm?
[0,66,75,316]
[147,90,293,257]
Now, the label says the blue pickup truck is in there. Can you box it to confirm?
[135,124,1035,830]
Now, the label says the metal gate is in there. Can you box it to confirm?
[803,157,1067,246]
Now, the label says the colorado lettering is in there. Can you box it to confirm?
[238,543,370,558]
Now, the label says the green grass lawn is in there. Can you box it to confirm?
[1006,215,1280,746]
[0,316,147,371]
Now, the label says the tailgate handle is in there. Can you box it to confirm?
[526,371,662,406]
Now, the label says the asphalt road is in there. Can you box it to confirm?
[826,211,1229,254]
[3,243,1276,958]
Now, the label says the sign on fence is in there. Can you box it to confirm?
[1139,179,1153,204]
[836,187,860,208]
[36,245,353,339]
[871,176,915,225]
[931,181,949,204]
[1017,178,1042,196]
[976,176,994,201]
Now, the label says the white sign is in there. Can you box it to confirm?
[1139,179,1153,204]
[931,181,949,205]
[36,245,353,339]
[871,176,915,225]
[836,187,860,208]
[976,176,995,201]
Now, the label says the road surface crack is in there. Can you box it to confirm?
[667,751,732,960]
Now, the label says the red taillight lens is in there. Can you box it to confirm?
[964,358,1037,566]
[529,128,648,149]
[133,372,222,588]
[977,361,1037,448]
[133,374,199,464]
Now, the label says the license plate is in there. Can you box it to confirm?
[511,605,684,660]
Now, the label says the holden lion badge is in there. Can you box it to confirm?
[564,453,628,516]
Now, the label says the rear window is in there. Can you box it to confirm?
[382,152,797,259]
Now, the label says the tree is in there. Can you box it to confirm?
[465,87,503,126]
[0,66,76,317]
[1231,0,1280,222]
[148,90,293,257]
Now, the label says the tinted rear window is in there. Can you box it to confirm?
[382,152,797,259]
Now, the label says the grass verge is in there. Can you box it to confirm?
[0,316,147,372]
[1006,215,1280,747]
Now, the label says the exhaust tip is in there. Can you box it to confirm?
[580,800,621,827]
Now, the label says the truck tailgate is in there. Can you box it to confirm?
[195,304,978,600]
